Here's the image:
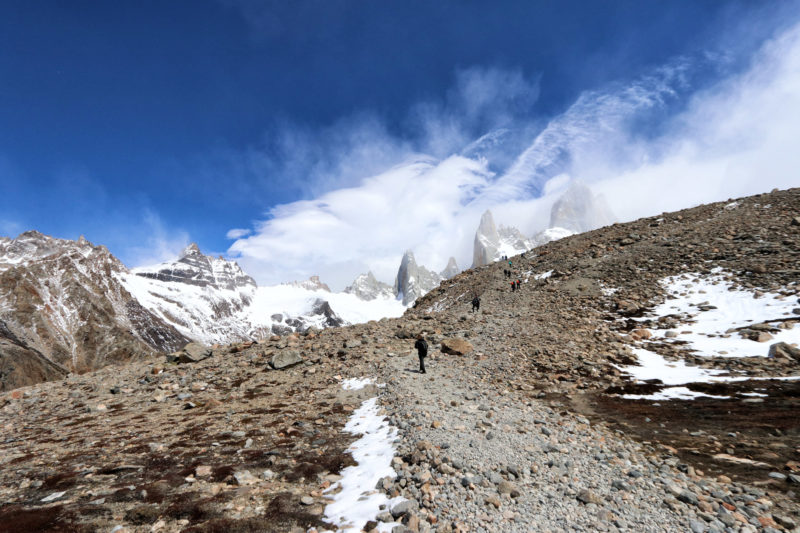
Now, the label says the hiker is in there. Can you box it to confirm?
[414,335,428,374]
[511,281,516,292]
[471,296,480,312]
[516,279,521,290]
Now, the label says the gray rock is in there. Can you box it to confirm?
[689,519,706,533]
[677,490,699,506]
[177,342,212,363]
[270,350,303,369]
[233,470,258,486]
[577,489,602,505]
[390,499,417,519]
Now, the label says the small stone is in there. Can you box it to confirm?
[195,465,212,477]
[577,489,602,505]
[233,470,258,486]
[485,496,501,508]
[300,496,314,505]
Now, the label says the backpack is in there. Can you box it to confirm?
[415,339,428,355]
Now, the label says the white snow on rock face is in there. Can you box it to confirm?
[344,271,395,301]
[531,226,575,247]
[472,210,533,267]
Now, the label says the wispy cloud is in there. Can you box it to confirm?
[229,18,800,290]
[125,210,191,268]
[226,228,252,239]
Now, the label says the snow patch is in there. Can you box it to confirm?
[641,270,800,358]
[323,395,404,533]
[341,378,374,390]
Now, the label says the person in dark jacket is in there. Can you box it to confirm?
[414,335,428,374]
[471,296,480,312]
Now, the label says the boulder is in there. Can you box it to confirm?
[440,338,473,355]
[768,342,800,360]
[175,342,212,363]
[270,350,303,370]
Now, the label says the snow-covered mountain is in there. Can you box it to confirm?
[344,271,394,301]
[472,210,534,267]
[122,247,405,345]
[0,231,189,390]
[549,181,616,233]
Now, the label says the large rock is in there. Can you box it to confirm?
[176,342,212,363]
[440,338,473,355]
[270,350,303,369]
[394,251,442,306]
[768,342,800,360]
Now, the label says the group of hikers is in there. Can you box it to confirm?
[413,256,527,374]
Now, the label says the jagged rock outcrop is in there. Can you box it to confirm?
[394,251,442,306]
[344,271,394,301]
[472,210,534,267]
[0,232,188,390]
[440,257,460,279]
[133,243,256,291]
[122,245,259,345]
[285,275,331,292]
[549,181,615,233]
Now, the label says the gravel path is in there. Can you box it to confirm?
[370,339,795,533]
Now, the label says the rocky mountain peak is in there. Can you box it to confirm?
[441,257,460,279]
[394,250,442,306]
[285,275,332,292]
[134,244,256,292]
[180,242,203,258]
[550,181,616,233]
[344,271,394,301]
[472,210,533,267]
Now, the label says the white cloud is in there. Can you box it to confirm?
[226,228,251,239]
[229,19,800,290]
[126,210,191,268]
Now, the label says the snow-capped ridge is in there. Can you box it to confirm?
[344,271,394,301]
[472,210,534,267]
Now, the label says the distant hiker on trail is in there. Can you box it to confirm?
[471,296,480,312]
[516,279,521,290]
[414,335,428,374]
[511,281,516,292]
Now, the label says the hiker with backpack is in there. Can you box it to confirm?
[471,295,480,312]
[414,335,428,374]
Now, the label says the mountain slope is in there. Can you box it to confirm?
[0,232,188,390]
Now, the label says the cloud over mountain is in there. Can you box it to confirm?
[228,19,800,290]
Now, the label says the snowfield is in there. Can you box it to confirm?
[617,270,800,401]
[120,274,406,345]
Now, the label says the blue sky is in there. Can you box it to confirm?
[2,1,799,287]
